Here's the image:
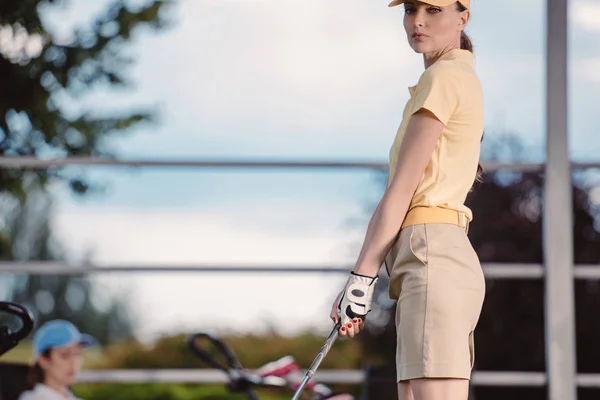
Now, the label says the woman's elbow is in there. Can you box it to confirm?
[385,179,417,204]
[388,172,421,196]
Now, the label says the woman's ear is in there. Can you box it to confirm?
[38,355,51,371]
[458,10,470,31]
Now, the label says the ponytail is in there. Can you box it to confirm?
[460,31,473,53]
[27,349,51,388]
[457,2,483,185]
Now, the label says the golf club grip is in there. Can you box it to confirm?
[306,322,341,378]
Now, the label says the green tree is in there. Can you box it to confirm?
[0,0,171,343]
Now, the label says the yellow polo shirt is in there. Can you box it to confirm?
[387,48,484,221]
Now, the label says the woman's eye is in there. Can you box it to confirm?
[404,7,415,14]
[427,7,442,13]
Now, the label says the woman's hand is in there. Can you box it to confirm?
[329,291,343,325]
[329,291,364,338]
[329,273,378,338]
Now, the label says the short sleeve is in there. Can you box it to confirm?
[17,391,32,400]
[410,64,462,125]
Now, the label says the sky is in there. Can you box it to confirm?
[23,0,600,342]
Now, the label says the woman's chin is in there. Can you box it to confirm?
[410,43,430,54]
[62,375,78,386]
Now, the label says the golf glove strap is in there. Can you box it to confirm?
[337,272,378,326]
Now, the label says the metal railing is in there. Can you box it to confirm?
[0,156,544,171]
[1,155,598,394]
[0,261,599,279]
[74,369,600,388]
[3,261,600,280]
[0,8,591,392]
[1,155,600,172]
[3,259,600,391]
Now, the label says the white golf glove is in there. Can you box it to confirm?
[337,272,378,326]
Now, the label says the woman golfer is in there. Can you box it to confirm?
[19,320,95,400]
[330,1,485,399]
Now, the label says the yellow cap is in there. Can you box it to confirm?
[388,0,470,9]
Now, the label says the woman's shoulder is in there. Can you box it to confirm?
[417,56,482,97]
[420,58,468,83]
[17,388,37,400]
[17,384,84,400]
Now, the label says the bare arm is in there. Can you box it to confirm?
[351,109,445,277]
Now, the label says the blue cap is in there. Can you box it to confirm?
[33,320,96,360]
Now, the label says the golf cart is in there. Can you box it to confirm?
[187,331,354,400]
[0,302,35,400]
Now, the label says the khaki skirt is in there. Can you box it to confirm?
[385,223,486,382]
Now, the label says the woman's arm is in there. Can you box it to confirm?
[351,109,445,277]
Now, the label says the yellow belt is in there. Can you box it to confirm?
[401,206,470,233]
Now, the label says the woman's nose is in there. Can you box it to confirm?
[412,10,425,28]
[413,18,424,28]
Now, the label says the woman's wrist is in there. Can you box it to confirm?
[352,264,380,279]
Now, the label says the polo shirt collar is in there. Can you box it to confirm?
[408,48,474,96]
[438,48,474,64]
[32,384,80,399]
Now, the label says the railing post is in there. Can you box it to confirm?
[544,0,577,398]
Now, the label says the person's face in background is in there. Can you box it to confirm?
[39,343,84,387]
[402,1,469,54]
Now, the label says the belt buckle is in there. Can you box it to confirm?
[458,212,469,234]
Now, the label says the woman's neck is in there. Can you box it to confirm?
[42,379,70,398]
[422,44,461,69]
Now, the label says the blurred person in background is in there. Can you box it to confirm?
[19,320,96,400]
[330,1,485,399]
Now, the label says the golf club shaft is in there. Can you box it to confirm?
[291,322,341,400]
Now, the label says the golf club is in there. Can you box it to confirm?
[291,322,342,400]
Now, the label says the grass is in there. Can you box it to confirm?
[1,342,32,364]
[73,383,295,400]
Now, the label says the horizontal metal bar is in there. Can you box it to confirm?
[472,371,546,387]
[483,263,544,279]
[0,262,543,277]
[77,369,364,384]
[573,266,600,279]
[73,369,600,387]
[0,156,558,172]
[78,369,228,384]
[1,262,599,279]
[0,262,354,275]
[576,374,600,388]
[0,156,387,171]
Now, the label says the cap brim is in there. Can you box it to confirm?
[388,0,467,7]
[79,334,97,348]
[56,333,97,349]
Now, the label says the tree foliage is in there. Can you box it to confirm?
[0,0,171,343]
[0,0,169,196]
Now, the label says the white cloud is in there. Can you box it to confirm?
[77,0,419,146]
[571,1,600,32]
[52,200,367,340]
[577,58,600,83]
[53,208,357,266]
[76,0,558,161]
